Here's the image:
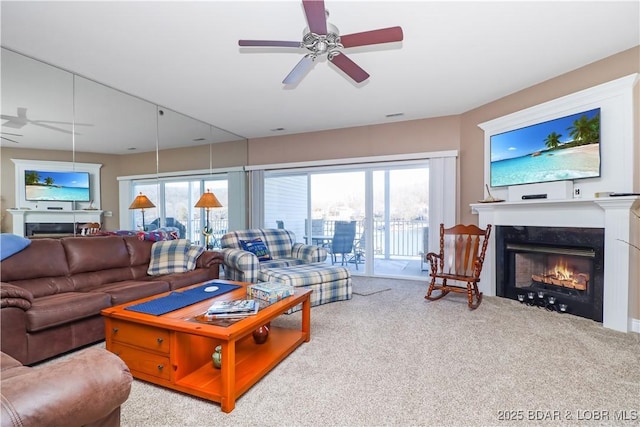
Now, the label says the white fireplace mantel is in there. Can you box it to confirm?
[471,196,640,333]
[8,209,104,236]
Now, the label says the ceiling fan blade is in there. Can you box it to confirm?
[330,53,370,83]
[31,122,74,134]
[0,136,20,144]
[340,26,404,48]
[239,40,301,48]
[283,56,315,85]
[303,0,327,35]
[33,120,94,127]
[1,120,25,129]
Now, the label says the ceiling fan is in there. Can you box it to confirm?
[1,107,93,134]
[238,0,403,85]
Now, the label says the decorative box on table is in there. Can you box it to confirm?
[247,281,294,304]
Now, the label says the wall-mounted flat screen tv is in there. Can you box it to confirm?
[490,108,601,187]
[24,170,90,202]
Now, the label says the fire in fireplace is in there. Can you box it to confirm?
[496,226,604,322]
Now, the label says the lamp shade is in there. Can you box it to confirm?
[195,189,222,208]
[129,192,156,210]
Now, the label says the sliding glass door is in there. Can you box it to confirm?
[371,167,429,277]
[311,171,366,270]
[263,162,429,279]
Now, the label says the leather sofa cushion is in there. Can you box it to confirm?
[0,239,69,282]
[70,268,139,292]
[88,280,169,306]
[0,351,25,377]
[0,347,132,427]
[123,236,154,267]
[4,276,75,299]
[62,236,131,274]
[152,268,213,290]
[25,292,112,332]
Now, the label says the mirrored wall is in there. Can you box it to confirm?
[1,47,247,235]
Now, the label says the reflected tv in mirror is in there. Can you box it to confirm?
[25,170,90,202]
[490,108,601,187]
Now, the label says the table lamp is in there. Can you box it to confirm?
[194,189,222,249]
[129,192,155,231]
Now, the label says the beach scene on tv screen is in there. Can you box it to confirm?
[25,170,90,201]
[490,108,600,187]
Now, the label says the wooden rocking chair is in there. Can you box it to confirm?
[425,223,492,309]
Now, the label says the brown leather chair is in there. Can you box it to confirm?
[425,223,492,309]
[1,347,132,427]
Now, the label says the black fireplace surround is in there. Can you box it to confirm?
[495,225,605,322]
[25,222,76,237]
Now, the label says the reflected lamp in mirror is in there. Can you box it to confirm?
[194,189,223,249]
[129,192,155,231]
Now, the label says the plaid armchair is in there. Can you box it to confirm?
[220,228,328,283]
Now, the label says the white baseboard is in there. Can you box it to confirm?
[631,318,640,333]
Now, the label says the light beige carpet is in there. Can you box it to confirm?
[352,276,392,296]
[49,277,640,426]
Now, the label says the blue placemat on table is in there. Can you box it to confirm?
[125,281,241,316]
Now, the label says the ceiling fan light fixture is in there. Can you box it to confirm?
[238,0,403,84]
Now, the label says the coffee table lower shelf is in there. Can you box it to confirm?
[102,282,312,412]
[174,327,305,400]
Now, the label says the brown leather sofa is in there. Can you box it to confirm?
[0,235,223,365]
[1,347,132,427]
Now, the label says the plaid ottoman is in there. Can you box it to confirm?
[258,262,352,313]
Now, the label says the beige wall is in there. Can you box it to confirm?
[246,115,461,166]
[116,140,249,175]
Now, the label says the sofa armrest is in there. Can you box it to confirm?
[0,283,33,311]
[196,250,224,269]
[292,243,328,263]
[0,347,132,427]
[220,248,260,283]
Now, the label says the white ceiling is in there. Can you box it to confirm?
[1,1,639,153]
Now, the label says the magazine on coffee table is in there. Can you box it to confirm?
[206,299,257,315]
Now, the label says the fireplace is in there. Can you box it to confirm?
[496,226,604,322]
[25,222,77,238]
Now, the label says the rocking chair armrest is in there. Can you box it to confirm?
[472,258,486,277]
[426,252,441,272]
[425,252,440,260]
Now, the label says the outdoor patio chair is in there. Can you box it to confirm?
[425,223,492,309]
[330,221,356,266]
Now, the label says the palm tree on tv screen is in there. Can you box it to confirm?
[25,171,40,185]
[544,132,562,149]
[567,113,600,145]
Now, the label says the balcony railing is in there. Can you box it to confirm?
[323,219,428,258]
[185,218,427,257]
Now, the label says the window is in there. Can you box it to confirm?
[131,176,228,247]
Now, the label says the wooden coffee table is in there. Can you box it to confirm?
[101,280,311,412]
